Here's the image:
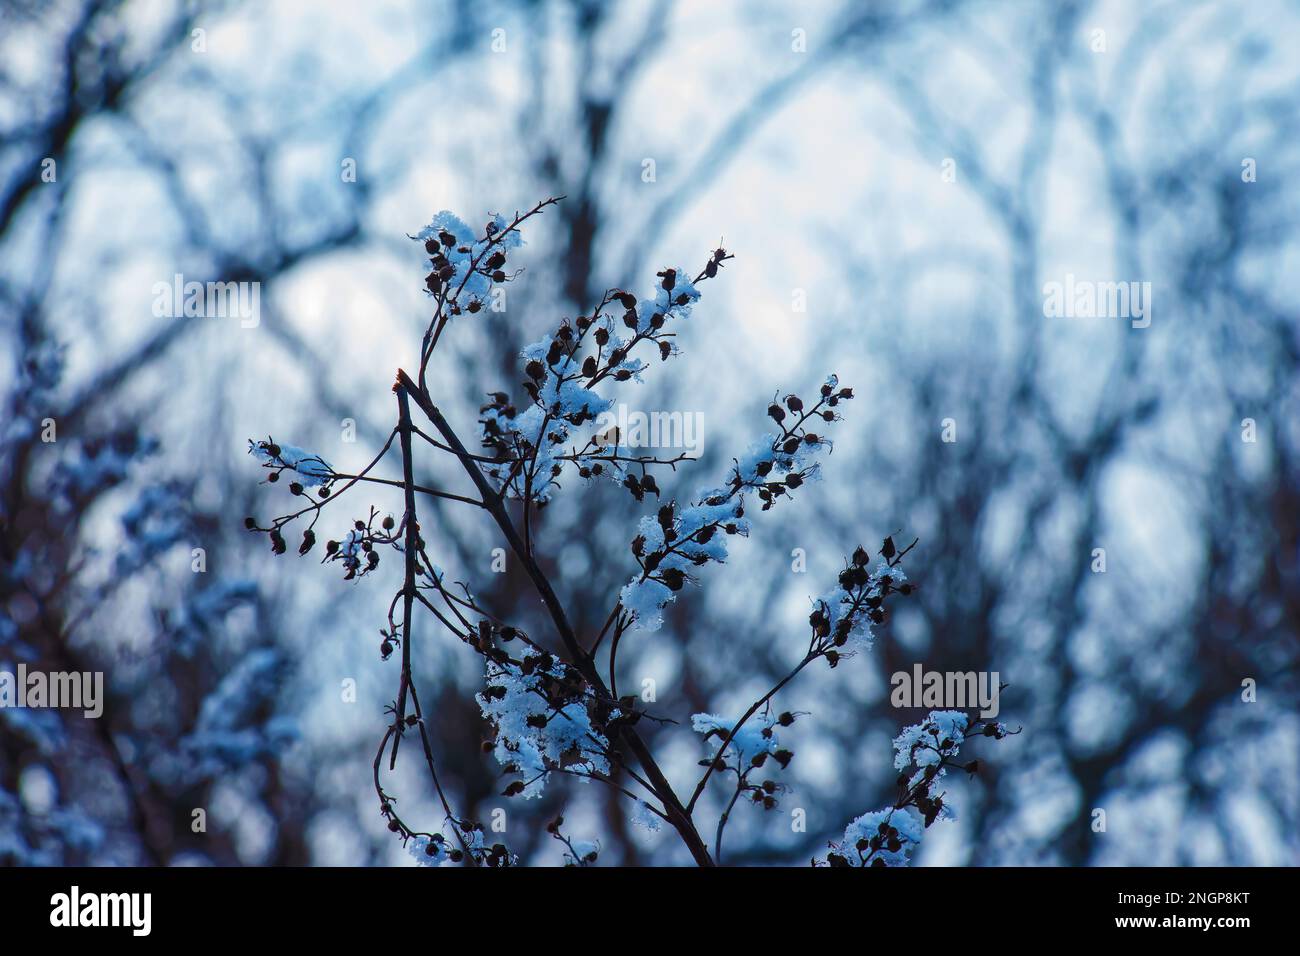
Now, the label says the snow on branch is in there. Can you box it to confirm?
[248,437,333,487]
[477,251,731,504]
[240,197,1015,867]
[821,711,1015,867]
[619,375,854,631]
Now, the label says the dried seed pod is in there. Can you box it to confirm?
[659,567,685,591]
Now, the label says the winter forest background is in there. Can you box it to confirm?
[3,0,1299,867]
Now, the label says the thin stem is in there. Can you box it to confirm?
[588,601,622,656]
[255,428,397,532]
[329,471,485,508]
[715,780,747,864]
[608,615,628,699]
[390,386,420,770]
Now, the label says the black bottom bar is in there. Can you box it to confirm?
[0,866,1276,941]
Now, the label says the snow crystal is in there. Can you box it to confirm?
[893,710,968,772]
[407,834,450,866]
[691,710,779,763]
[416,210,524,306]
[619,578,674,633]
[814,559,908,653]
[248,439,333,486]
[618,415,837,631]
[477,659,611,798]
[650,267,700,314]
[631,800,662,833]
[835,807,926,866]
[824,708,975,867]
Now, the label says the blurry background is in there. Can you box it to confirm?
[2,0,1298,866]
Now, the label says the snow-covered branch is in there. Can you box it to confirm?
[242,197,1013,867]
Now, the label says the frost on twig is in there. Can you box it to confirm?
[820,711,1014,867]
[477,654,614,799]
[477,254,726,504]
[692,710,786,767]
[416,211,524,311]
[248,437,333,486]
[620,375,853,631]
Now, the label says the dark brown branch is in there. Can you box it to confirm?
[390,387,420,770]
